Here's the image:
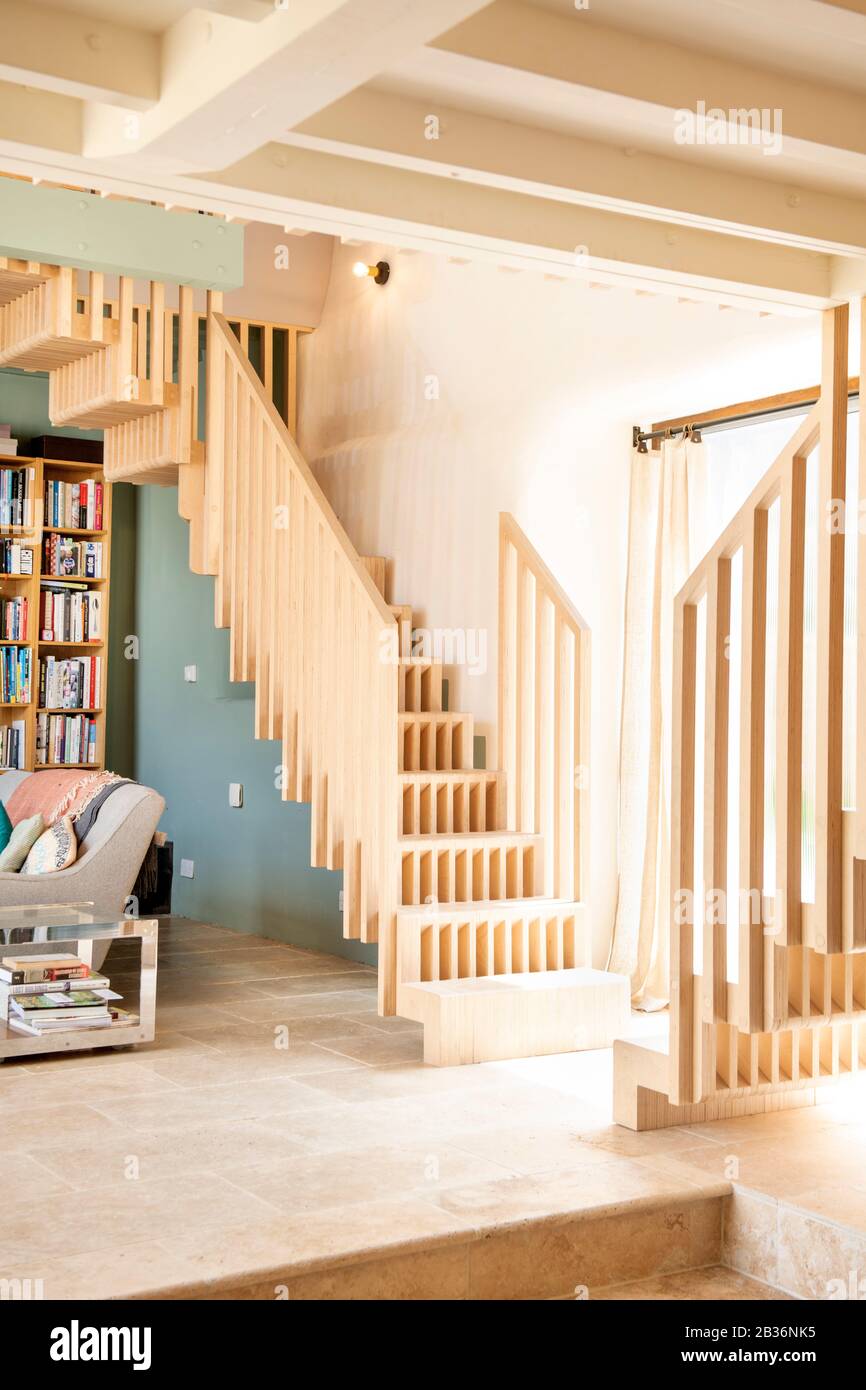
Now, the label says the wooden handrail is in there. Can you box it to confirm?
[204,313,399,1009]
[669,304,856,1108]
[498,512,590,915]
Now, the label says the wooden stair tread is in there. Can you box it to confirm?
[399,770,498,782]
[397,897,581,917]
[399,831,540,845]
[403,966,617,997]
[399,967,630,1064]
[399,711,469,722]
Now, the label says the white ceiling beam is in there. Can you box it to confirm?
[290,86,866,257]
[82,0,492,170]
[0,0,159,109]
[0,80,81,155]
[205,142,834,309]
[0,139,835,313]
[434,0,866,159]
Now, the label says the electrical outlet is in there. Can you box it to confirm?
[180,859,194,878]
[229,783,243,808]
[184,665,197,683]
[339,890,344,912]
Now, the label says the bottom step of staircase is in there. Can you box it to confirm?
[399,966,630,1066]
[614,1030,843,1132]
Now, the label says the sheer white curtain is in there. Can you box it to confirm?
[609,408,859,1009]
[609,434,708,1009]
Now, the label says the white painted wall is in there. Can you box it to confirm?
[299,239,823,963]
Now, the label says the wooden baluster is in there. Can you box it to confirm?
[737,515,768,1036]
[815,304,848,953]
[149,281,164,407]
[499,533,518,832]
[703,556,731,1101]
[856,296,866,948]
[670,597,699,1106]
[115,276,134,404]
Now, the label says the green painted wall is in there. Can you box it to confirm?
[133,486,375,964]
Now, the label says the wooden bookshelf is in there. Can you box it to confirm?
[0,455,111,773]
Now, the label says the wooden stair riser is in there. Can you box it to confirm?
[0,258,48,306]
[399,712,474,772]
[400,772,502,835]
[399,834,542,906]
[398,659,444,713]
[396,902,589,985]
[0,277,118,372]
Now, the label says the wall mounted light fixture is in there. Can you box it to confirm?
[352,259,390,285]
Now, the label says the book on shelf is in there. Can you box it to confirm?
[0,952,93,984]
[0,644,31,703]
[39,654,101,710]
[40,587,102,643]
[0,719,26,770]
[35,711,97,766]
[7,988,118,1021]
[0,951,132,1037]
[0,972,110,994]
[0,595,28,641]
[0,465,31,524]
[0,540,33,576]
[41,535,104,579]
[43,478,104,531]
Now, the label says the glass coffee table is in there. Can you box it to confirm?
[0,904,157,1060]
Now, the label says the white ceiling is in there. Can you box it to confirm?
[2,0,866,311]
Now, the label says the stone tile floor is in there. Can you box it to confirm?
[1,919,863,1299]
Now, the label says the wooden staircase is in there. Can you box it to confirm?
[615,301,866,1128]
[0,259,629,1061]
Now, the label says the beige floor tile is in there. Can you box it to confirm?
[0,1102,126,1154]
[313,1032,425,1066]
[1,1174,282,1258]
[90,1075,338,1132]
[445,1126,632,1175]
[222,1141,517,1216]
[593,1266,792,1301]
[34,1119,307,1188]
[426,1161,722,1230]
[161,1198,474,1292]
[0,1241,203,1302]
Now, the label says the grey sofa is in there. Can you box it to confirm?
[0,771,165,918]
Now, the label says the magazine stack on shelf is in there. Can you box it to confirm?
[0,952,139,1038]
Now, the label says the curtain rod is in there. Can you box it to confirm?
[632,387,860,451]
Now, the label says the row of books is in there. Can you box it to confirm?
[1,952,137,1039]
[35,712,98,766]
[43,479,105,532]
[0,719,25,770]
[0,465,31,526]
[40,586,102,643]
[0,645,31,704]
[38,655,102,711]
[42,535,104,580]
[0,595,28,642]
[0,541,33,576]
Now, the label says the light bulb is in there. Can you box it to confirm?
[352,261,371,279]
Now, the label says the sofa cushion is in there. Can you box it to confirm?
[0,813,45,871]
[21,814,78,875]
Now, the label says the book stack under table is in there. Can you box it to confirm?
[0,951,139,1039]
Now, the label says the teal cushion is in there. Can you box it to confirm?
[0,800,11,855]
[0,813,45,872]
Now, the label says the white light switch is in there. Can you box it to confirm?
[229,783,243,808]
[339,890,344,912]
[180,859,195,878]
[184,665,197,683]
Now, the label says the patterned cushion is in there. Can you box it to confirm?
[20,815,77,875]
[0,813,45,872]
[0,800,10,854]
